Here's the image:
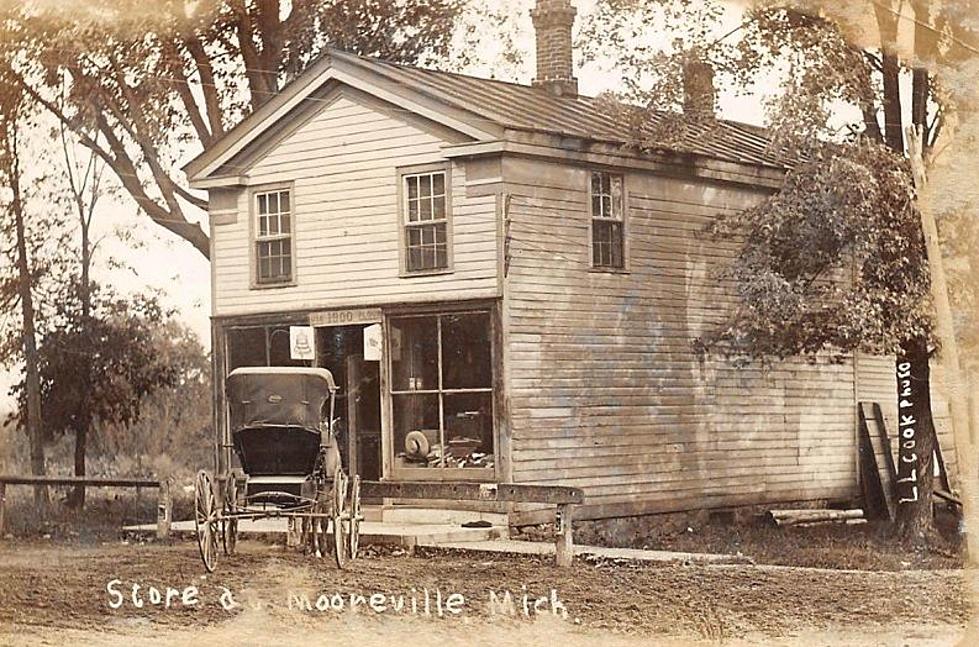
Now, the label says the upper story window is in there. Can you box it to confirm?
[590,171,625,270]
[403,169,449,273]
[255,189,292,285]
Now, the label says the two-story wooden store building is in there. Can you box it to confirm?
[185,0,954,524]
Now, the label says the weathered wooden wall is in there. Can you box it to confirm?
[209,88,499,317]
[502,157,860,518]
[856,353,958,488]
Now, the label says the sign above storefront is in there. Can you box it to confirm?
[363,323,383,361]
[289,326,315,361]
[309,307,383,327]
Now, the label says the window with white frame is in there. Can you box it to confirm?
[590,171,625,269]
[255,189,292,284]
[403,170,449,272]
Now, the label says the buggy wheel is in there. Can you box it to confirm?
[332,467,349,569]
[194,470,219,572]
[222,474,238,556]
[348,475,361,560]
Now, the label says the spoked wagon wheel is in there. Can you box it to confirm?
[194,470,219,572]
[348,474,362,561]
[222,474,238,556]
[332,466,349,569]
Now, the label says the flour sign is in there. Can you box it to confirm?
[290,326,315,361]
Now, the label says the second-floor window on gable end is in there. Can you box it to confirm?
[255,189,293,285]
[404,170,449,273]
[590,171,625,270]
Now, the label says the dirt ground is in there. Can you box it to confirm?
[0,538,972,646]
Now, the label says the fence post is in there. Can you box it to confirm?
[0,481,6,536]
[156,480,171,540]
[555,503,574,567]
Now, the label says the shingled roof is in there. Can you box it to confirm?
[334,50,783,169]
[186,48,784,184]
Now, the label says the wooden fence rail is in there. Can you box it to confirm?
[0,475,171,539]
[360,480,584,567]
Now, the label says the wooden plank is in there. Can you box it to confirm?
[156,480,172,539]
[555,503,574,567]
[0,475,160,487]
[359,480,583,505]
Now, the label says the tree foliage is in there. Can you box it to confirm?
[27,281,180,447]
[701,139,930,360]
[0,0,474,257]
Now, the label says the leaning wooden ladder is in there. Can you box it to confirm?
[857,401,898,521]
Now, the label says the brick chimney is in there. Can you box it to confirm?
[531,0,578,98]
[682,56,716,118]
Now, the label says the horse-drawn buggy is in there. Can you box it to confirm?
[194,367,362,571]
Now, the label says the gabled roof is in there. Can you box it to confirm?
[185,48,783,184]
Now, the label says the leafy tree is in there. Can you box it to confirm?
[0,0,476,257]
[16,280,182,507]
[94,321,211,480]
[582,0,978,540]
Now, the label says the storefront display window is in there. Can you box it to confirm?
[390,311,494,472]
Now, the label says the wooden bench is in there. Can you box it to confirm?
[0,475,172,539]
[360,480,584,567]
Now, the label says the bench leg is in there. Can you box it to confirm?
[555,503,574,567]
[156,480,171,539]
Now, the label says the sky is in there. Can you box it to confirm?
[29,0,785,362]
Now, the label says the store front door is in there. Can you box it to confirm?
[314,323,382,480]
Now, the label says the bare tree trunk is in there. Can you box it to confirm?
[5,129,47,508]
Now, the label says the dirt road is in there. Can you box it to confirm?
[0,539,970,645]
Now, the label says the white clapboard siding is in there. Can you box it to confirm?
[856,353,958,488]
[210,93,498,316]
[503,157,860,511]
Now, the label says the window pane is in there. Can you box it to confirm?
[442,312,491,389]
[591,195,602,218]
[390,316,439,391]
[433,172,445,196]
[227,327,267,371]
[420,175,432,198]
[259,215,269,237]
[591,172,601,195]
[407,176,418,201]
[408,198,419,222]
[281,212,291,234]
[408,248,423,272]
[393,393,442,468]
[610,176,623,218]
[443,392,494,469]
[593,220,624,269]
[258,193,268,215]
[269,191,279,214]
[420,196,432,220]
[280,191,290,213]
[258,252,272,280]
[433,195,446,218]
[268,325,305,367]
[436,245,448,269]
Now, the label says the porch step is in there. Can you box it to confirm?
[380,506,508,529]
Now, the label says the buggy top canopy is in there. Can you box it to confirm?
[227,367,337,434]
